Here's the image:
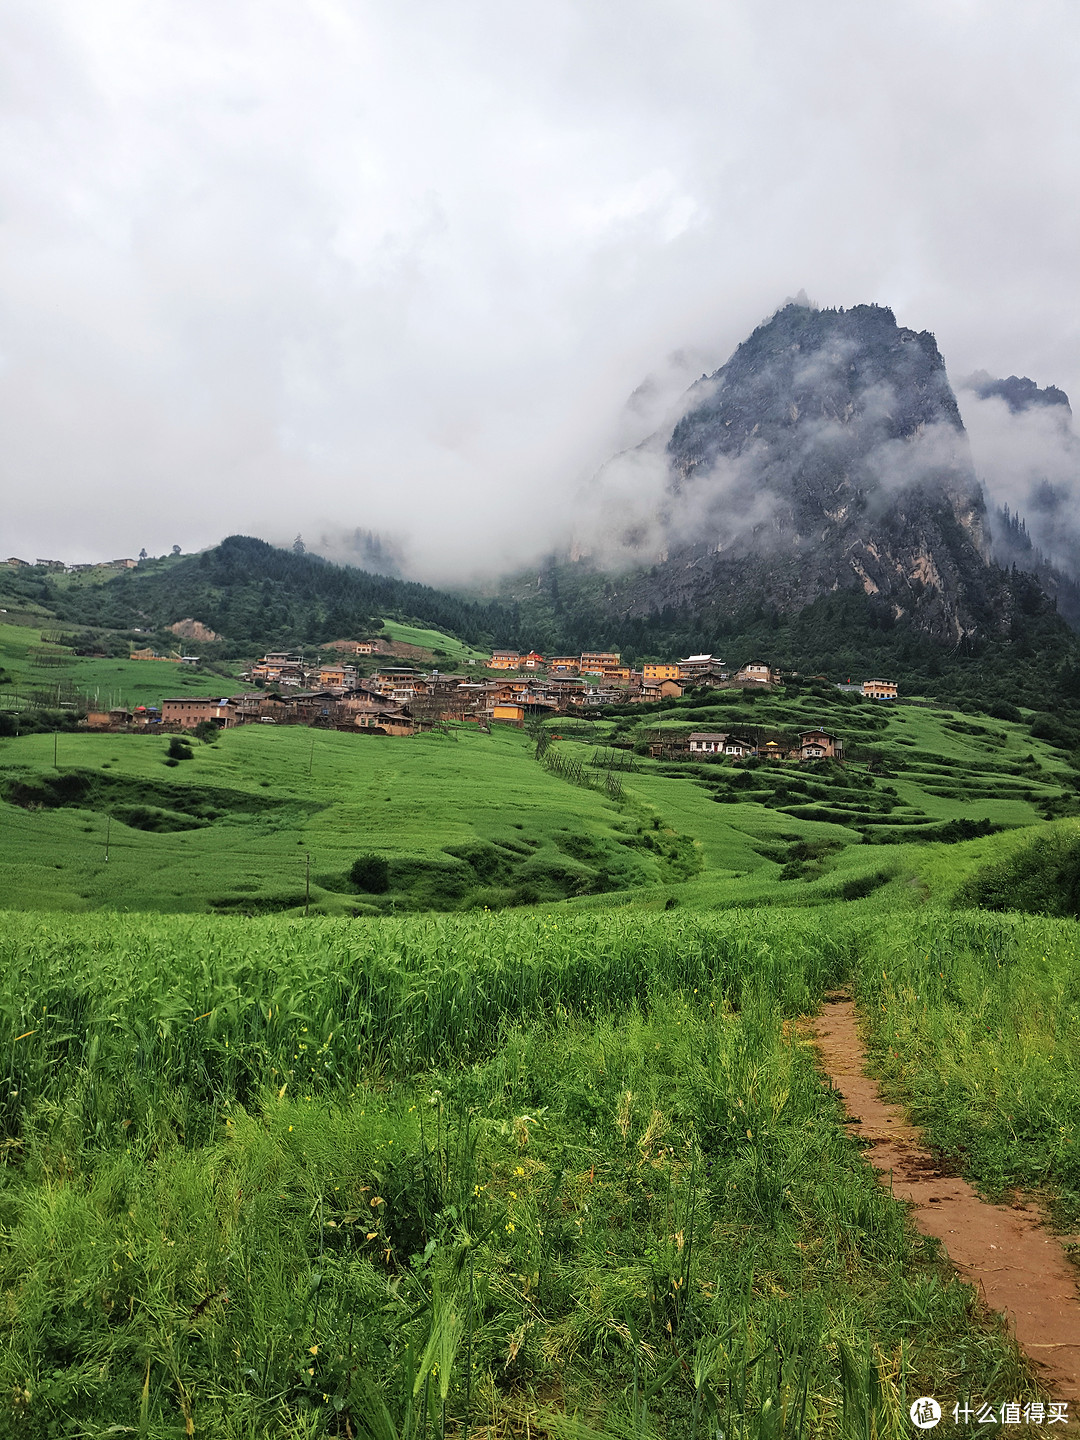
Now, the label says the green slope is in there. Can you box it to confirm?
[2,683,1077,916]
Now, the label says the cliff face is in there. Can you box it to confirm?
[609,303,1012,642]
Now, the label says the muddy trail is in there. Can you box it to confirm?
[813,994,1080,1403]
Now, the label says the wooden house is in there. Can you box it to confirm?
[492,703,525,725]
[161,697,233,727]
[639,678,683,700]
[798,728,843,760]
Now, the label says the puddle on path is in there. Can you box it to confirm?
[812,993,1080,1403]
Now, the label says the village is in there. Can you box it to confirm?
[81,642,898,763]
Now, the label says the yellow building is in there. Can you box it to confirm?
[492,703,525,724]
[863,678,898,700]
[489,650,521,669]
[643,663,680,680]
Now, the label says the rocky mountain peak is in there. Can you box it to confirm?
[962,371,1071,415]
[588,303,1039,644]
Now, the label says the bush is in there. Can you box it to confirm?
[167,737,194,761]
[956,829,1080,917]
[1030,714,1078,750]
[987,700,1022,723]
[349,854,390,893]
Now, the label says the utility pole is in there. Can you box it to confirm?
[305,852,311,915]
[53,731,58,769]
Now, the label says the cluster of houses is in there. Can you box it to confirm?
[483,651,899,707]
[487,649,767,698]
[5,556,140,573]
[680,727,843,762]
[78,637,898,737]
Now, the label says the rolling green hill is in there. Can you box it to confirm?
[1,682,1077,917]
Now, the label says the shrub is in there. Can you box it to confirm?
[167,737,194,761]
[987,700,1022,723]
[349,854,390,893]
[956,828,1080,917]
[1030,714,1077,750]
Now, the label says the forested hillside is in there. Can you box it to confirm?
[10,530,1080,712]
[45,536,520,651]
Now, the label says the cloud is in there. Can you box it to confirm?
[958,384,1080,574]
[2,0,1080,581]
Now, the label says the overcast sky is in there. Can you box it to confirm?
[3,0,1079,580]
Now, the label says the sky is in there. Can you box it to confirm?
[2,0,1079,581]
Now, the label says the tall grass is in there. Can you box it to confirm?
[852,908,1080,1222]
[0,903,1069,1434]
[1,987,1032,1438]
[0,907,852,1148]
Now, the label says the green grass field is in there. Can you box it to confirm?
[0,906,1048,1437]
[4,617,1080,1434]
[376,618,490,665]
[0,620,244,712]
[1,683,1077,919]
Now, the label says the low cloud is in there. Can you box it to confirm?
[957,385,1080,575]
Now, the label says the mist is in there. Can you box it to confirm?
[958,383,1080,576]
[3,1,1080,583]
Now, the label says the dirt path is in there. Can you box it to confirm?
[813,994,1080,1403]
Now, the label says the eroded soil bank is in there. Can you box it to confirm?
[813,994,1080,1403]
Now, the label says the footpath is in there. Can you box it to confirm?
[813,994,1080,1406]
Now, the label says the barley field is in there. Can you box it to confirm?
[1,904,1065,1437]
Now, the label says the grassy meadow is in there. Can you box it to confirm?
[375,620,490,666]
[0,907,1048,1437]
[2,678,1076,918]
[0,620,243,713]
[4,621,1080,1433]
